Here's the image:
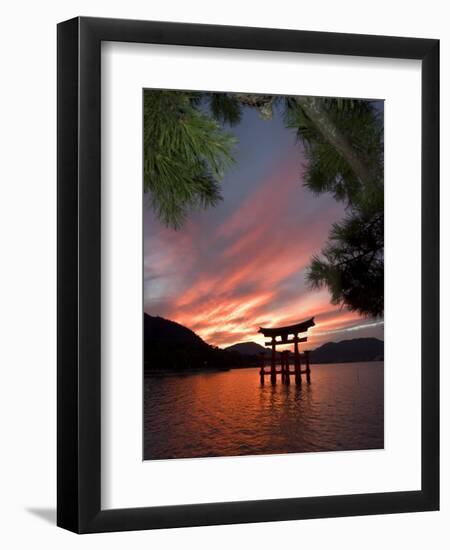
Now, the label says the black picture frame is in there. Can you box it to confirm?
[57,16,439,533]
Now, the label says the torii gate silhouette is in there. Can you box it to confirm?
[258,317,315,385]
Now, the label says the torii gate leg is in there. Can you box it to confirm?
[305,350,311,384]
[285,351,290,385]
[271,339,276,385]
[294,335,302,386]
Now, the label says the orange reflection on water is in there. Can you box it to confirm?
[143,362,384,460]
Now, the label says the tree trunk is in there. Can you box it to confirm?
[233,93,374,188]
[295,96,373,188]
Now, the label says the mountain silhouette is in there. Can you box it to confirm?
[227,337,383,363]
[144,315,383,372]
[143,314,257,373]
[224,341,281,358]
[144,314,206,347]
[309,337,383,363]
[224,342,266,355]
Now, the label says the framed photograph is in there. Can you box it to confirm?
[57,16,439,533]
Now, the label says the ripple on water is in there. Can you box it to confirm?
[143,362,384,460]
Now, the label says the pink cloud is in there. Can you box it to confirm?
[144,149,364,349]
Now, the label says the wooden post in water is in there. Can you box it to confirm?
[294,335,302,386]
[305,350,311,384]
[271,338,276,385]
[284,351,290,385]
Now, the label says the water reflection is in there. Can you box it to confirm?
[143,362,384,460]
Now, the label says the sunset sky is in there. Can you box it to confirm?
[143,100,384,349]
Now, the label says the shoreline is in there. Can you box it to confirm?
[144,360,384,378]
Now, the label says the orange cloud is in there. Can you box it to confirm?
[144,149,377,349]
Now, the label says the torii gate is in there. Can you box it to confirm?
[258,318,315,385]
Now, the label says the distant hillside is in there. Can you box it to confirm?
[144,314,206,347]
[310,338,383,364]
[143,314,256,373]
[227,337,383,364]
[225,341,280,358]
[225,342,266,355]
[143,316,384,372]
